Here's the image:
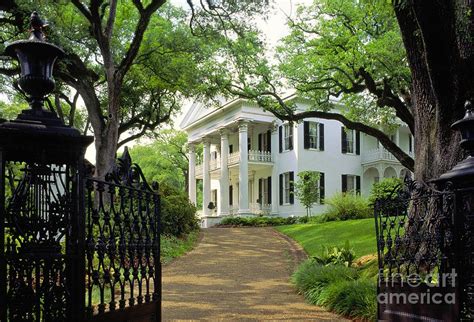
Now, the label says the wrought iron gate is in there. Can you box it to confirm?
[375,179,461,321]
[84,148,161,321]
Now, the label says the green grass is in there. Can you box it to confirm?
[276,218,376,259]
[161,230,200,264]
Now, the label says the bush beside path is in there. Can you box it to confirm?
[162,228,346,321]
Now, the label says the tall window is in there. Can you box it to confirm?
[346,129,355,153]
[341,127,359,154]
[284,124,292,151]
[258,177,271,205]
[283,172,291,204]
[309,122,319,149]
[279,172,294,205]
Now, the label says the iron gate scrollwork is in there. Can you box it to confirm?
[3,163,78,321]
[85,148,161,321]
[375,179,460,321]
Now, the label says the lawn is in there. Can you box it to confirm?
[276,218,377,259]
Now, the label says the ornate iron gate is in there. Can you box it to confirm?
[84,148,161,322]
[374,180,460,321]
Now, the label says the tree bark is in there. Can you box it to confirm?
[394,0,471,182]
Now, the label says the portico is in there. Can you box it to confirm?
[188,118,277,218]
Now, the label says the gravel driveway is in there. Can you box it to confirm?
[162,227,346,321]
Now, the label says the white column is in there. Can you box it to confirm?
[395,128,400,146]
[271,124,279,215]
[238,121,250,214]
[202,139,211,216]
[188,144,197,205]
[219,129,230,216]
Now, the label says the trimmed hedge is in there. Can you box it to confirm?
[217,216,301,227]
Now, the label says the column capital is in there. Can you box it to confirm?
[202,137,211,145]
[219,127,230,137]
[188,143,196,152]
[238,120,249,132]
[270,121,278,133]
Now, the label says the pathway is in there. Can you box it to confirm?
[162,228,346,321]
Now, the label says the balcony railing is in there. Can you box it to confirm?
[196,150,273,173]
[362,148,404,164]
[248,150,272,162]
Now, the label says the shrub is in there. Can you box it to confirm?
[313,241,356,267]
[318,278,377,321]
[322,193,371,221]
[292,260,358,303]
[369,177,403,206]
[292,259,376,321]
[218,216,298,227]
[160,184,199,237]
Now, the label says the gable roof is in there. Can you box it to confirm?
[179,96,239,130]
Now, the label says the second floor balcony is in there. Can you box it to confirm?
[195,150,273,176]
[362,147,413,165]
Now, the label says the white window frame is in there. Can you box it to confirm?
[309,122,319,150]
[283,124,291,152]
[283,172,291,205]
[346,128,355,154]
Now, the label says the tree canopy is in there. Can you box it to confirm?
[0,0,268,178]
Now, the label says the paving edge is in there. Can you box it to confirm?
[271,228,309,271]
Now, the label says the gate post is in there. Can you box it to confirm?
[436,100,474,319]
[0,12,93,321]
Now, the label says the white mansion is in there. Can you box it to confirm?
[180,95,413,227]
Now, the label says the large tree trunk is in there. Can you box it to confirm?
[394,0,472,182]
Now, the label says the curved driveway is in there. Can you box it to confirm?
[162,228,346,321]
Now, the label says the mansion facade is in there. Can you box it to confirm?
[180,95,413,227]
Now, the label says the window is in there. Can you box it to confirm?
[279,124,293,152]
[258,177,272,205]
[342,174,361,195]
[284,124,292,151]
[279,172,294,205]
[229,144,233,154]
[258,130,271,152]
[346,130,355,153]
[304,121,324,150]
[309,122,318,149]
[283,173,291,204]
[341,127,360,155]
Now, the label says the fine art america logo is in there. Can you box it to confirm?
[377,269,457,305]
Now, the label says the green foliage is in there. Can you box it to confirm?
[368,177,403,206]
[292,260,358,303]
[161,184,199,237]
[161,231,200,264]
[313,241,356,267]
[276,218,376,259]
[278,0,408,128]
[318,278,377,321]
[322,193,372,221]
[294,171,320,217]
[218,216,301,227]
[292,260,376,321]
